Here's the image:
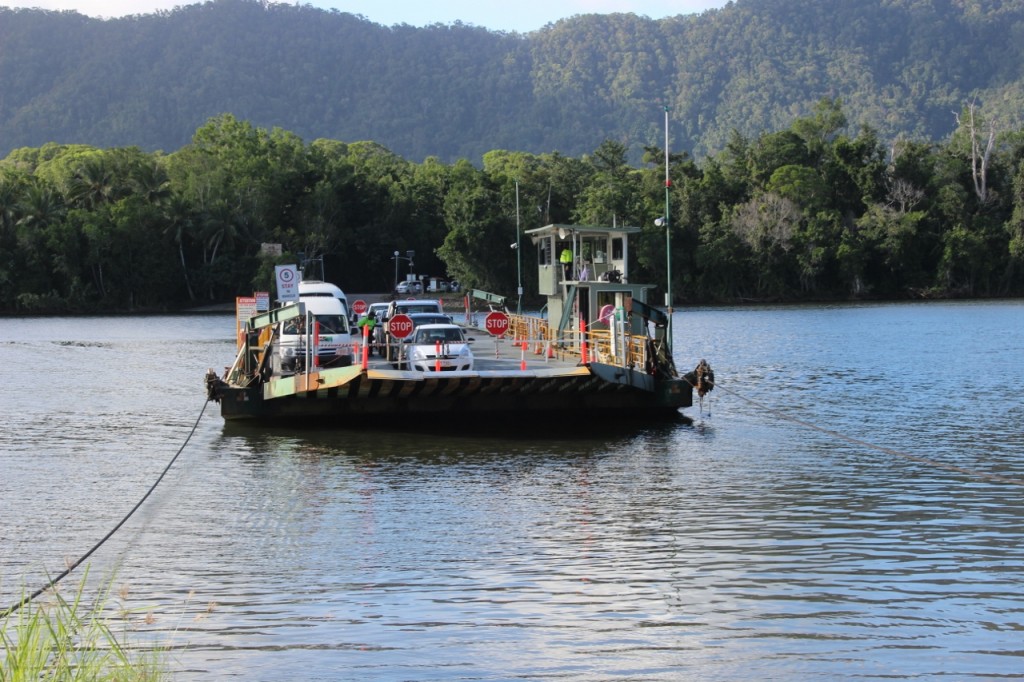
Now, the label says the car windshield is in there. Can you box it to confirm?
[313,314,348,334]
[282,314,349,335]
[411,314,449,324]
[414,327,464,344]
[396,305,441,315]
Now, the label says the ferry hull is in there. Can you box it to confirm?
[208,363,692,423]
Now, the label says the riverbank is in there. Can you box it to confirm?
[4,290,1022,317]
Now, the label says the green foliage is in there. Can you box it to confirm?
[2,94,1024,312]
[1,574,165,681]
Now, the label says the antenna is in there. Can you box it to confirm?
[663,105,673,354]
[515,180,523,315]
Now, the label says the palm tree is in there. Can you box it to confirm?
[131,157,172,205]
[65,156,117,209]
[164,193,197,300]
[15,179,67,294]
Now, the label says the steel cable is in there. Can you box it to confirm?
[1,399,210,618]
[704,379,1024,488]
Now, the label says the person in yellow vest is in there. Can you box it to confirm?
[357,312,377,355]
[560,247,573,281]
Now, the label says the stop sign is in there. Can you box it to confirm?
[388,313,415,339]
[352,299,368,315]
[484,311,510,337]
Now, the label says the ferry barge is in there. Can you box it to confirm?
[204,224,713,423]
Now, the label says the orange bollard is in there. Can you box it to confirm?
[580,319,589,364]
[520,343,527,370]
[435,340,442,372]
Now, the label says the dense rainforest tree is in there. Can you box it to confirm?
[3,100,1024,314]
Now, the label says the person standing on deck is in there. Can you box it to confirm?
[357,313,376,354]
[560,247,573,281]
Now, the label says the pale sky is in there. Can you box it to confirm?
[3,0,731,32]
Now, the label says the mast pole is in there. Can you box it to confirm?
[664,106,673,353]
[515,180,523,315]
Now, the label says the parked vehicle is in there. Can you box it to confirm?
[277,281,354,373]
[385,311,453,364]
[427,277,455,292]
[366,301,391,319]
[395,280,423,294]
[404,323,474,372]
[385,298,444,319]
[297,280,350,319]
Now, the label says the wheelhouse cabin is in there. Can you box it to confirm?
[525,223,655,339]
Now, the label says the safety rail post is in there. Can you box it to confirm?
[580,319,589,364]
[361,323,370,369]
[313,319,320,368]
[304,311,312,374]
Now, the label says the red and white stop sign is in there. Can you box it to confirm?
[484,311,510,337]
[352,299,368,315]
[388,313,415,339]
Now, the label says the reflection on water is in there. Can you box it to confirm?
[1,303,1023,680]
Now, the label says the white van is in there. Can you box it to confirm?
[297,280,350,319]
[277,281,354,372]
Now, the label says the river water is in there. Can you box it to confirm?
[1,301,1022,680]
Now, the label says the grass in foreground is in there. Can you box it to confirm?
[1,575,165,682]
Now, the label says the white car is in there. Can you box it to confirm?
[395,280,423,294]
[404,324,474,372]
[385,312,453,363]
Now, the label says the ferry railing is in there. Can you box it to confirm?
[586,328,648,368]
[506,312,649,369]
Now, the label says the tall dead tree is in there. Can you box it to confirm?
[954,99,996,203]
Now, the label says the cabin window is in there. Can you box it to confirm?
[538,238,551,265]
[611,237,624,260]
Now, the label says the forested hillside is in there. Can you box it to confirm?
[2,0,1024,162]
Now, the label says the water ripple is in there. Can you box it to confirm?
[2,305,1023,679]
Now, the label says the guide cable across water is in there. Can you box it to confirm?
[0,399,211,619]
[699,377,1024,488]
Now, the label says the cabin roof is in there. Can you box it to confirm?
[524,223,642,237]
